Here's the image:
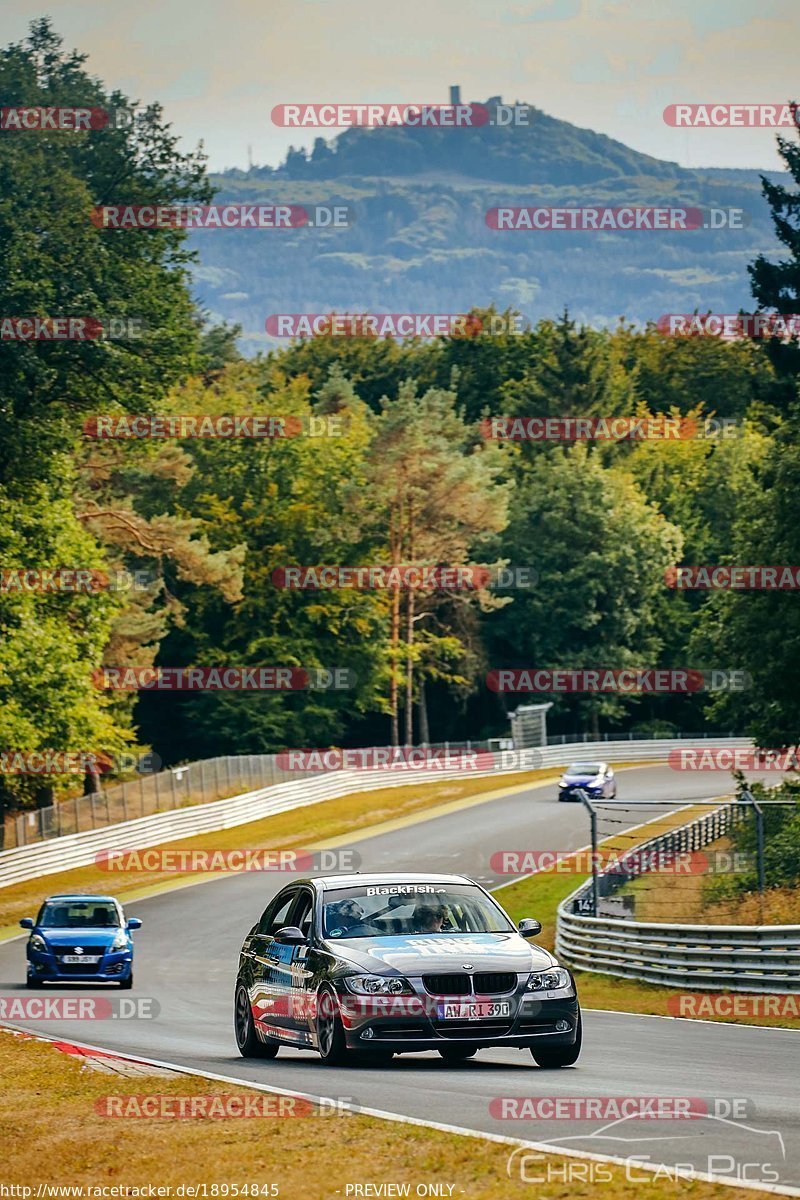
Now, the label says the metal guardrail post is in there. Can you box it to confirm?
[575,788,598,916]
[744,787,766,922]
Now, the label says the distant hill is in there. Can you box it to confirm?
[190,98,786,355]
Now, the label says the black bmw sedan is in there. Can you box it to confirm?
[234,872,581,1066]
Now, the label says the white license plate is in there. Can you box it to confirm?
[437,1000,512,1020]
[62,955,100,964]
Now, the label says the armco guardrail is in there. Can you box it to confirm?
[0,737,752,890]
[556,801,800,993]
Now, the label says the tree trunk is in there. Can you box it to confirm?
[418,678,430,744]
[389,582,400,746]
[404,587,415,746]
[0,782,8,850]
[83,769,101,796]
[35,783,54,809]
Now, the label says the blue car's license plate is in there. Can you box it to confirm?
[61,955,100,963]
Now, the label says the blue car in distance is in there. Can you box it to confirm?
[557,761,617,802]
[20,894,142,988]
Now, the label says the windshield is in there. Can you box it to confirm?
[566,763,602,776]
[38,900,121,929]
[322,883,514,940]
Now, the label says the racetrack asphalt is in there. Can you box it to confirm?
[1,764,797,1190]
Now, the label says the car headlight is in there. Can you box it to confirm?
[526,967,572,992]
[29,934,48,954]
[345,974,413,995]
[110,931,129,952]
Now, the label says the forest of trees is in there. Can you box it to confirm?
[2,21,800,828]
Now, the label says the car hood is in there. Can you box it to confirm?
[326,931,556,975]
[36,928,121,947]
[562,773,599,784]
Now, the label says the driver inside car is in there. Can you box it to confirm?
[411,902,450,933]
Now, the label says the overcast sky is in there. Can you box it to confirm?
[6,0,798,173]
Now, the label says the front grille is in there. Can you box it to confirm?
[423,974,471,996]
[473,972,516,994]
[55,946,105,957]
[58,961,101,975]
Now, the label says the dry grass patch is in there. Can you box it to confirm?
[0,1030,780,1200]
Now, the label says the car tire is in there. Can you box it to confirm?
[531,1012,582,1068]
[25,976,43,989]
[119,972,133,990]
[438,1045,478,1062]
[316,986,350,1066]
[234,984,280,1059]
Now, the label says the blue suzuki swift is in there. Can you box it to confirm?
[20,894,142,988]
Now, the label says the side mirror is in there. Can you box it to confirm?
[518,918,542,938]
[274,925,307,945]
[19,917,34,930]
[127,917,142,930]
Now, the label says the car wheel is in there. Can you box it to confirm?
[234,984,279,1059]
[531,1012,582,1068]
[25,976,43,989]
[438,1045,478,1062]
[316,986,349,1066]
[119,972,133,990]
